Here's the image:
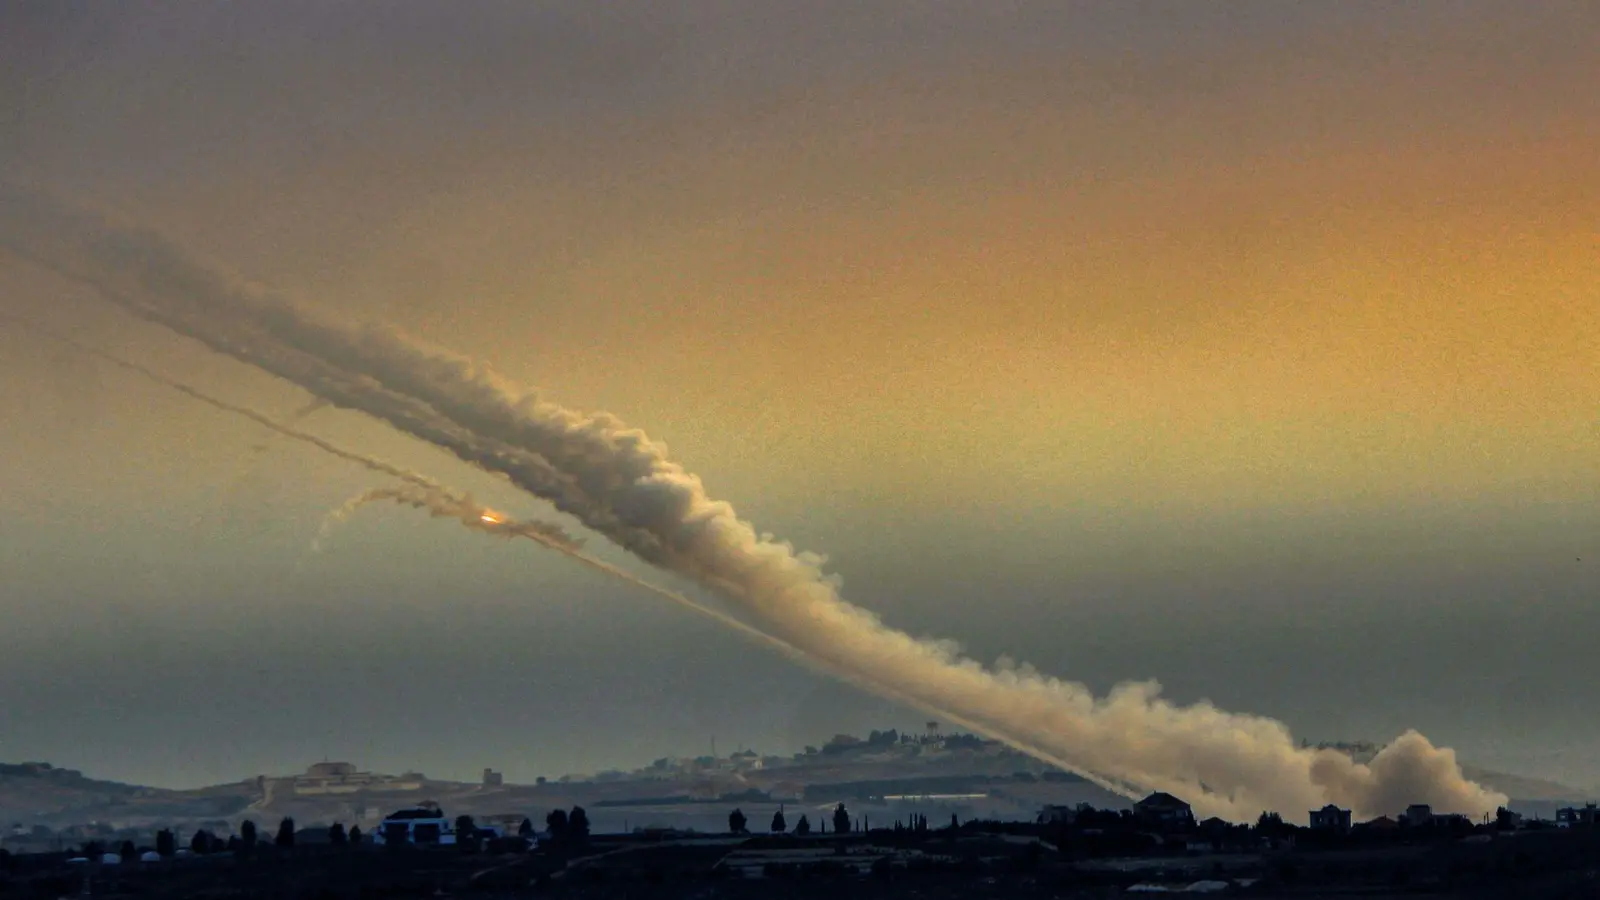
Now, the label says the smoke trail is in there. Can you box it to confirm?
[198,397,330,520]
[332,480,1147,801]
[0,184,1505,822]
[314,483,584,554]
[188,397,329,532]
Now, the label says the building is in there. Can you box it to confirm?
[292,762,425,796]
[1309,804,1352,832]
[376,804,458,846]
[1036,805,1077,826]
[307,761,358,779]
[1555,804,1598,828]
[1134,792,1196,829]
[482,768,503,787]
[1403,804,1433,827]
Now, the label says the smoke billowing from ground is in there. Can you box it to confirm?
[0,185,1507,822]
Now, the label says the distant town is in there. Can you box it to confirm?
[3,726,1598,897]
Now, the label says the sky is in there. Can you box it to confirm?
[1,1,1597,792]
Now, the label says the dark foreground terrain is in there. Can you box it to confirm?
[3,827,1597,900]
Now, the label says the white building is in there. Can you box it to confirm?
[375,805,458,846]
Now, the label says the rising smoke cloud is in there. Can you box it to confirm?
[0,184,1507,822]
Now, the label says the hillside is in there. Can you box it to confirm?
[0,763,258,836]
[0,762,167,821]
[3,733,1592,842]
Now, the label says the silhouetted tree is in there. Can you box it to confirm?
[348,825,362,845]
[240,820,258,855]
[546,808,569,843]
[329,823,348,847]
[771,808,787,833]
[794,815,811,835]
[950,813,960,831]
[1256,811,1287,839]
[568,807,590,845]
[832,803,850,835]
[518,818,535,838]
[275,817,296,849]
[0,848,11,873]
[188,830,211,855]
[119,840,137,862]
[728,808,748,834]
[455,815,477,851]
[156,828,176,858]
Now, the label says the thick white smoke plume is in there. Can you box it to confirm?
[0,185,1506,822]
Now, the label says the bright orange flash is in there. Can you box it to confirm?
[479,512,502,525]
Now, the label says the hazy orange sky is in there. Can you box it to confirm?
[2,1,1596,790]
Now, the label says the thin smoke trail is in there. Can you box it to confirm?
[0,312,584,554]
[1,312,434,487]
[314,483,584,554]
[194,397,331,529]
[0,185,1506,822]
